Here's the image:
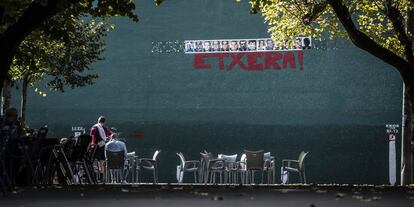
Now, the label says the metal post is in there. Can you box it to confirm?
[401,83,406,185]
[0,96,3,116]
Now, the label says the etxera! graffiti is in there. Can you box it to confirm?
[193,51,304,71]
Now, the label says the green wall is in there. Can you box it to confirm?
[13,0,403,184]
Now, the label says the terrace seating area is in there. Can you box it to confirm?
[0,130,309,188]
[175,150,309,185]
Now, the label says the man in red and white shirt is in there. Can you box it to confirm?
[90,116,113,178]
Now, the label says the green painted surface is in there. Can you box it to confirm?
[12,0,402,183]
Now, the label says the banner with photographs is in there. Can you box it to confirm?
[184,37,312,54]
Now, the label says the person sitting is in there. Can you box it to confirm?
[1,107,24,140]
[105,134,128,158]
[105,134,128,182]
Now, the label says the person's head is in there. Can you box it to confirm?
[196,41,203,51]
[185,41,193,51]
[276,41,284,49]
[294,38,302,49]
[248,40,257,50]
[59,137,69,145]
[97,116,106,125]
[284,40,291,49]
[258,40,265,48]
[5,107,18,123]
[212,41,220,51]
[266,39,274,49]
[303,37,311,47]
[230,41,238,51]
[221,41,229,50]
[110,132,118,140]
[239,40,247,49]
[203,41,211,51]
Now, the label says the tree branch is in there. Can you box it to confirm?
[384,0,414,65]
[301,1,328,25]
[2,0,61,45]
[327,0,412,77]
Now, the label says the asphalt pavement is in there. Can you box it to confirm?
[1,184,414,207]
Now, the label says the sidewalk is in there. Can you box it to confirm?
[1,184,413,207]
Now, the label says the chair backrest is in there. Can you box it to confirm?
[244,150,264,170]
[239,153,247,170]
[30,125,49,159]
[152,150,161,161]
[298,151,309,170]
[106,150,125,169]
[73,134,92,161]
[264,152,271,160]
[177,152,186,169]
[219,154,238,163]
[201,151,213,160]
[37,125,48,140]
[63,137,77,161]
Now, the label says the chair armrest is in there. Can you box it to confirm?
[208,159,225,167]
[139,158,155,162]
[282,159,299,162]
[282,159,299,168]
[209,158,224,162]
[237,161,246,166]
[139,158,156,167]
[184,160,200,168]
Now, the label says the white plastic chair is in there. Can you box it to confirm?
[138,150,161,184]
[177,152,199,183]
[281,151,309,184]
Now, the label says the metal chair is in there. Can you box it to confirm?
[177,152,199,183]
[31,126,49,185]
[281,151,309,184]
[199,151,213,183]
[243,150,264,184]
[237,153,247,184]
[138,150,161,184]
[105,150,125,183]
[200,151,225,184]
[69,134,95,184]
[125,152,138,183]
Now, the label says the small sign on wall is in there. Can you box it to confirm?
[72,126,85,138]
[386,124,399,186]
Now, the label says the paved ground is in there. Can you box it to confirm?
[1,184,414,207]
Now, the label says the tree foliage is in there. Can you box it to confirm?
[0,0,151,93]
[250,0,414,58]
[10,14,110,93]
[249,0,414,185]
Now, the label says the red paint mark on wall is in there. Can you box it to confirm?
[131,130,145,138]
[298,51,304,70]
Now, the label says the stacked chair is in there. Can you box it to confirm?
[218,154,238,184]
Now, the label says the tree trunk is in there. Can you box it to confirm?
[401,79,414,185]
[400,9,414,185]
[1,78,11,114]
[20,75,29,125]
[0,0,62,92]
[0,42,15,96]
